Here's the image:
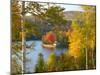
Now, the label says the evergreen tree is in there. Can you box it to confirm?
[35,53,45,72]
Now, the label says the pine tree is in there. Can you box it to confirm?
[35,53,45,72]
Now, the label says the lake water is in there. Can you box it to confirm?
[24,40,67,73]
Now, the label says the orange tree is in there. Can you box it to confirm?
[42,31,56,44]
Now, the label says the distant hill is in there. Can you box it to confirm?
[25,11,83,21]
[63,11,83,20]
[25,11,83,23]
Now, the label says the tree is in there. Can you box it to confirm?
[81,6,96,69]
[67,21,83,58]
[55,31,68,48]
[42,31,56,44]
[35,53,45,72]
[26,2,45,17]
[25,20,41,40]
[47,53,56,71]
[65,21,84,70]
[11,0,23,74]
[66,6,96,70]
[24,2,47,39]
[12,0,21,41]
[45,6,67,26]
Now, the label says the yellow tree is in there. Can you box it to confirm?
[47,53,56,71]
[81,6,96,69]
[67,21,82,58]
[66,6,96,70]
[12,0,21,41]
[66,20,84,69]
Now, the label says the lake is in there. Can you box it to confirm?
[24,40,67,73]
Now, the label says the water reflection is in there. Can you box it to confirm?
[25,40,67,73]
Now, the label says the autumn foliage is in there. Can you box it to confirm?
[42,31,56,44]
[66,21,83,58]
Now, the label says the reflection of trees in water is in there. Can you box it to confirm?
[25,42,34,49]
[24,41,35,73]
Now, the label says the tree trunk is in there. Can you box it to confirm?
[21,1,26,73]
[91,48,95,69]
[86,47,88,70]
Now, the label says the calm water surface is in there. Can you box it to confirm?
[25,40,67,73]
